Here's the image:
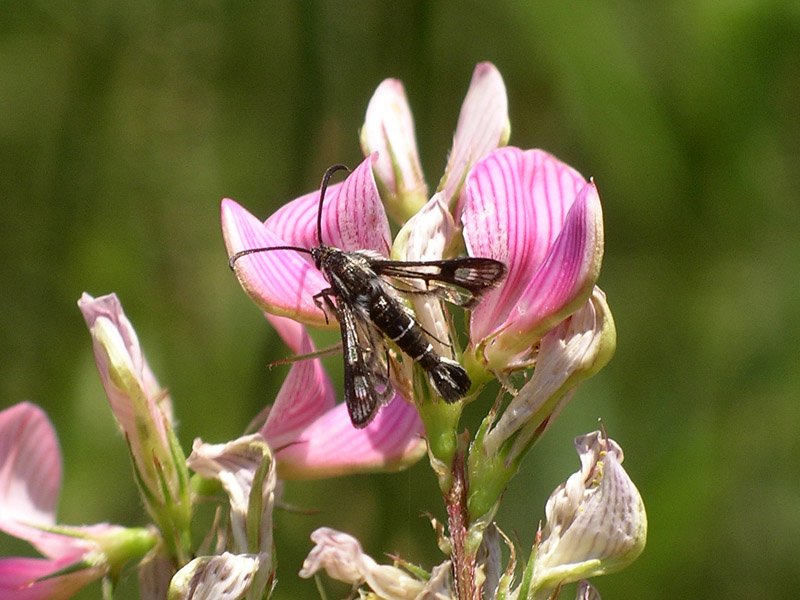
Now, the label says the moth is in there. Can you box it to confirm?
[229,164,507,428]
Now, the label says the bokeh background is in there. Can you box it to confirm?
[2,2,799,598]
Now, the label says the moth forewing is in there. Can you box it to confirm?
[332,295,393,428]
[375,258,508,308]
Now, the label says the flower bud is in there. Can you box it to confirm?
[360,78,428,223]
[78,293,191,560]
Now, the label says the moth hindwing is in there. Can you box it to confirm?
[229,164,507,428]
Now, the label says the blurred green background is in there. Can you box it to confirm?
[2,1,799,598]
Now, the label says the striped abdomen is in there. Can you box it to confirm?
[368,289,470,403]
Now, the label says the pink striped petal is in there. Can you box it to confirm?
[440,62,509,209]
[222,198,328,324]
[0,556,103,600]
[463,148,603,364]
[360,79,428,218]
[0,403,60,529]
[274,396,425,480]
[222,155,391,325]
[267,154,390,254]
[506,182,602,341]
[264,313,310,355]
[0,403,88,562]
[265,185,333,249]
[260,316,337,448]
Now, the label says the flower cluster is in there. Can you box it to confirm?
[0,62,645,600]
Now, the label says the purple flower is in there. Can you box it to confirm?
[0,403,155,599]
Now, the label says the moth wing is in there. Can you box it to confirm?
[371,257,507,308]
[335,297,394,428]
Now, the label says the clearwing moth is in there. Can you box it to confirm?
[229,165,506,428]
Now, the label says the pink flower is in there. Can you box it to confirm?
[257,314,426,480]
[0,403,155,600]
[462,147,605,369]
[221,63,510,432]
[221,155,425,465]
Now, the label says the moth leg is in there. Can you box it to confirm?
[414,318,452,349]
[312,288,337,325]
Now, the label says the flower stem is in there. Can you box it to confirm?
[446,448,479,600]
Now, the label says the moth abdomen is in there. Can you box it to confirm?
[366,285,471,403]
[428,357,472,403]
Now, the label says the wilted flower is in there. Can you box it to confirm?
[167,553,265,600]
[187,435,276,557]
[483,287,616,464]
[528,432,646,596]
[176,435,277,600]
[78,293,192,562]
[0,402,156,599]
[575,580,602,600]
[299,528,427,600]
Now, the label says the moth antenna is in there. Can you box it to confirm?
[317,164,351,246]
[228,245,312,270]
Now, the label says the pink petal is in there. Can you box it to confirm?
[0,556,103,600]
[275,396,425,480]
[222,198,328,323]
[264,313,310,355]
[264,184,336,250]
[222,155,391,325]
[0,403,60,529]
[441,62,509,208]
[266,154,390,255]
[260,317,337,448]
[0,404,86,560]
[505,181,603,342]
[360,79,428,205]
[463,148,603,359]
